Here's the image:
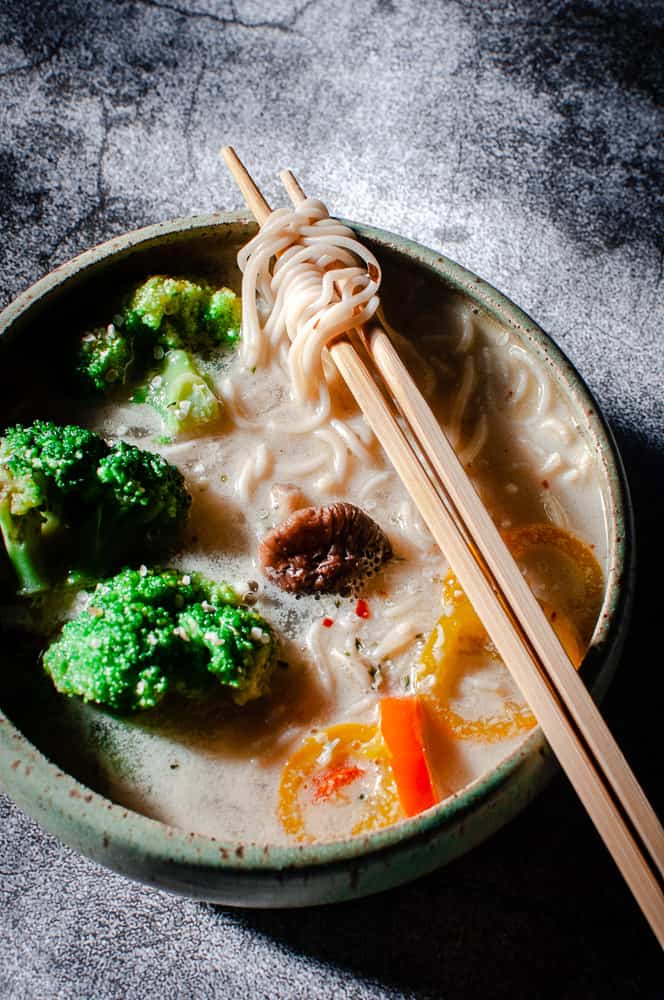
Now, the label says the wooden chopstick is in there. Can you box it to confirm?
[281,165,664,867]
[367,322,664,868]
[278,166,664,939]
[221,147,664,945]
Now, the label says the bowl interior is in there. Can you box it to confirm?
[0,215,627,884]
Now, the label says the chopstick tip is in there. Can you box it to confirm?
[279,168,306,205]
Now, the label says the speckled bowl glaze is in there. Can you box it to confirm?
[0,214,634,907]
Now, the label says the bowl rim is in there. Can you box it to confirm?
[0,211,634,877]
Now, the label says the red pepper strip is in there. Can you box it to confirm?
[379,697,437,817]
[312,764,365,802]
[355,599,370,619]
[322,617,334,628]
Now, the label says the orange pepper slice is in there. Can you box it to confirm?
[379,698,437,817]
[278,723,402,843]
[417,524,603,743]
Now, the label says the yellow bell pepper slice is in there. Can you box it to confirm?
[278,723,402,843]
[503,523,604,644]
[417,524,603,743]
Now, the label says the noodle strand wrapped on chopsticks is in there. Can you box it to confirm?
[237,198,381,404]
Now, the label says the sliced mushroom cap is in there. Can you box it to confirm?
[259,502,392,595]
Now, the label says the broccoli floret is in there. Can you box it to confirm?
[178,602,275,705]
[124,276,206,350]
[0,422,108,503]
[96,440,191,547]
[0,421,191,595]
[124,276,241,352]
[76,322,134,393]
[147,350,221,437]
[75,276,240,436]
[0,422,108,594]
[203,287,242,348]
[43,567,276,711]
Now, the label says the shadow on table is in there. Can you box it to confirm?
[222,425,663,1000]
[455,2,664,256]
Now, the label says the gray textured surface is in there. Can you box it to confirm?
[1,1,662,997]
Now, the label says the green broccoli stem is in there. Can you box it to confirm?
[73,504,107,574]
[0,503,50,595]
[147,349,221,436]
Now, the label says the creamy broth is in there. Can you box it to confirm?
[57,290,609,846]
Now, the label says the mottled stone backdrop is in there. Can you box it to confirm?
[1,1,662,997]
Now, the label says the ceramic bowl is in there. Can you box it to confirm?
[0,214,634,906]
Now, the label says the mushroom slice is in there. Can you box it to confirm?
[259,502,392,595]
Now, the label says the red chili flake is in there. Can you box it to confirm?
[355,599,370,619]
[322,617,334,628]
[312,764,365,802]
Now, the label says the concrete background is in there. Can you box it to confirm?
[1,1,662,996]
